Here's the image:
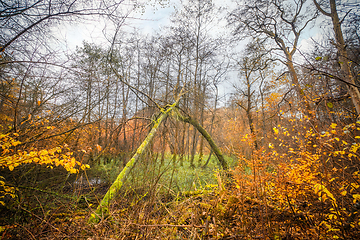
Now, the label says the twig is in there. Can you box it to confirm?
[19,206,64,235]
[129,223,205,228]
[15,224,37,240]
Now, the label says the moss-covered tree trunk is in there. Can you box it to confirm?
[174,108,228,170]
[89,101,228,224]
[88,103,177,223]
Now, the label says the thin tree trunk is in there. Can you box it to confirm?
[190,128,198,168]
[202,150,213,168]
[203,84,219,168]
[179,122,186,166]
[247,108,258,150]
[285,53,312,115]
[198,105,205,166]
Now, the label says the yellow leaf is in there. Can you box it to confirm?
[9,165,14,171]
[341,190,347,196]
[11,141,21,146]
[273,127,279,135]
[352,194,360,203]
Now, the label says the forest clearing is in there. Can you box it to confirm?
[1,0,360,239]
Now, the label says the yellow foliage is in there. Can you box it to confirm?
[232,120,360,238]
[0,176,16,205]
[0,133,84,173]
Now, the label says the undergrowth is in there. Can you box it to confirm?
[0,153,238,239]
[2,119,360,239]
[230,118,360,239]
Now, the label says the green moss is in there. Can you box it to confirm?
[174,108,228,170]
[89,104,174,224]
[88,100,229,224]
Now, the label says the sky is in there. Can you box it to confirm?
[53,0,334,104]
[54,0,235,99]
[55,0,177,51]
[55,0,238,51]
[56,0,321,56]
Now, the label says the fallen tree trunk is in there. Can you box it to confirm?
[173,108,228,170]
[88,101,228,224]
[88,103,177,223]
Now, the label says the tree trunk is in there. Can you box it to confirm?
[174,108,228,170]
[247,108,258,150]
[88,102,228,224]
[285,53,312,115]
[329,0,360,115]
[190,128,198,168]
[314,0,360,115]
[88,103,177,224]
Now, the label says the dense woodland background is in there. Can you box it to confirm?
[1,0,360,239]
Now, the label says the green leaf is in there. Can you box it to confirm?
[315,56,322,61]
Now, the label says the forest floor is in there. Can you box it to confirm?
[1,153,359,239]
[0,154,241,239]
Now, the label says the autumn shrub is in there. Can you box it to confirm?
[0,127,94,236]
[231,118,360,239]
